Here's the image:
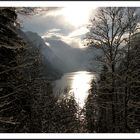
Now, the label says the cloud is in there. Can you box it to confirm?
[43,32,62,40]
[43,31,85,48]
[18,13,75,36]
[47,28,61,33]
[68,26,89,38]
[18,7,92,49]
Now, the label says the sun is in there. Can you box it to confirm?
[60,6,95,27]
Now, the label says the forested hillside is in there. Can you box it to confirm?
[0,8,80,133]
[85,7,140,133]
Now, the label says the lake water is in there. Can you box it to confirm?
[53,71,96,108]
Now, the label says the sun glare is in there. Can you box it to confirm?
[70,71,95,108]
[60,7,95,27]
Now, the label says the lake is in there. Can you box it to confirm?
[53,71,96,108]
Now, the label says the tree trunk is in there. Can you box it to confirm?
[111,63,116,132]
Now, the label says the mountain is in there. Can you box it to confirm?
[25,31,68,72]
[43,36,101,72]
[19,30,101,76]
[18,30,65,80]
[44,37,84,71]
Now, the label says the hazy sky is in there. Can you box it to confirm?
[19,7,97,48]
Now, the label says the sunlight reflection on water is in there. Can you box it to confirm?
[53,71,96,108]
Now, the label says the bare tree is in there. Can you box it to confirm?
[86,7,139,132]
[121,8,139,131]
